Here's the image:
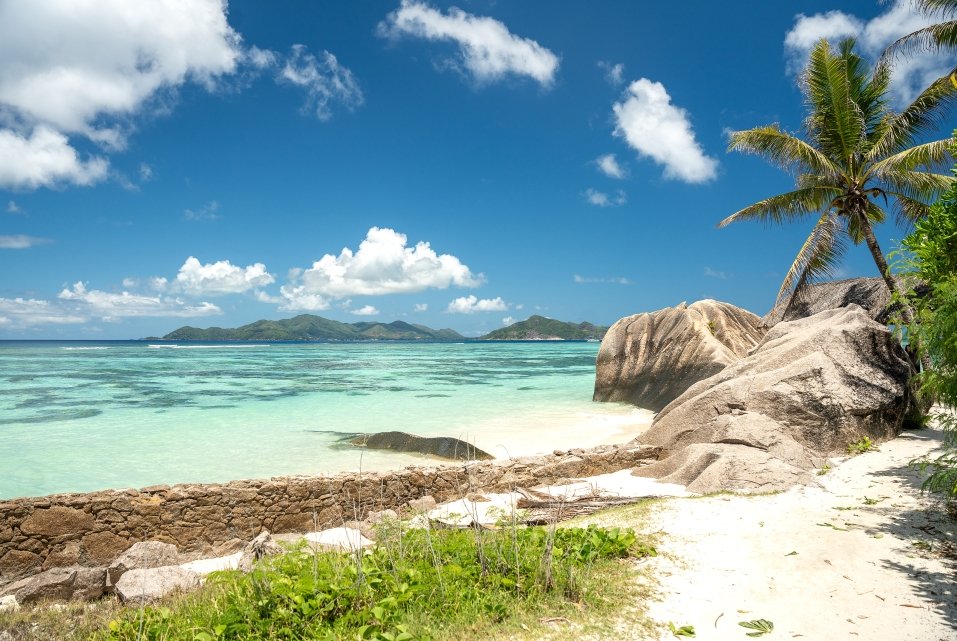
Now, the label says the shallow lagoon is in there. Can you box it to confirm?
[0,341,651,498]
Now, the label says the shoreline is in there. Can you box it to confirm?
[632,426,957,640]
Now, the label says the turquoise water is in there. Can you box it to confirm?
[0,341,651,499]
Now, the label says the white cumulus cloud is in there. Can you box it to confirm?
[501,315,515,326]
[58,282,221,320]
[446,295,507,314]
[281,227,482,312]
[414,303,429,312]
[598,61,625,86]
[0,0,241,189]
[613,79,718,184]
[573,275,632,285]
[184,201,221,222]
[171,257,275,296]
[280,45,364,121]
[0,127,108,189]
[378,0,559,87]
[595,153,626,179]
[0,297,86,327]
[584,188,626,207]
[350,305,380,316]
[0,234,52,249]
[784,1,955,104]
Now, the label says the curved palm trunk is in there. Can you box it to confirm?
[858,215,934,373]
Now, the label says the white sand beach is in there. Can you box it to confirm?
[638,427,956,640]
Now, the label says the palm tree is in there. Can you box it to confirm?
[720,38,956,324]
[882,0,957,63]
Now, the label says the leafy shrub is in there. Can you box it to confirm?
[97,525,654,641]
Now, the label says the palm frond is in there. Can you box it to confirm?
[868,138,955,176]
[881,171,955,203]
[775,212,848,310]
[727,127,841,176]
[867,75,957,161]
[717,186,837,228]
[804,40,866,165]
[914,1,957,19]
[887,191,933,229]
[882,20,957,62]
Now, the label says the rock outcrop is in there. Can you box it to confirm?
[762,277,894,326]
[594,300,766,411]
[0,566,105,604]
[114,566,200,603]
[351,431,493,461]
[107,541,179,588]
[634,306,913,493]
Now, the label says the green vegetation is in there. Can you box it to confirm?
[846,436,876,455]
[668,622,696,637]
[883,1,957,62]
[480,316,608,341]
[722,38,955,318]
[86,525,654,641]
[898,148,957,496]
[162,315,463,341]
[739,619,774,637]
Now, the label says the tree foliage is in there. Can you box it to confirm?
[723,38,956,314]
[899,146,957,495]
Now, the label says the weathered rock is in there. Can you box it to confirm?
[114,566,200,603]
[594,300,766,411]
[0,566,105,603]
[406,495,437,513]
[635,306,912,493]
[19,506,94,537]
[0,594,17,612]
[0,550,41,578]
[763,277,897,326]
[107,541,179,588]
[351,431,493,461]
[82,531,129,565]
[238,531,283,572]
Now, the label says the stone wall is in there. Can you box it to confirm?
[0,444,659,588]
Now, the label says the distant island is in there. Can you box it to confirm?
[480,315,608,340]
[159,315,463,341]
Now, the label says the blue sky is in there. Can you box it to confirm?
[1,0,955,338]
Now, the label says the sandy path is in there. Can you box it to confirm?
[641,427,956,640]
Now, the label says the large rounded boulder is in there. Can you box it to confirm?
[593,300,766,412]
[634,305,913,493]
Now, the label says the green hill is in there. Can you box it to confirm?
[480,315,608,340]
[162,315,464,341]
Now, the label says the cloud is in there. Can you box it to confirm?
[598,61,625,86]
[703,266,727,279]
[350,305,380,316]
[501,315,515,326]
[280,227,483,312]
[0,234,52,249]
[171,257,275,296]
[446,295,507,314]
[279,45,364,121]
[0,0,242,190]
[584,188,627,207]
[0,126,109,189]
[0,297,86,327]
[595,153,626,179]
[6,200,21,214]
[184,201,221,222]
[378,0,559,87]
[139,163,154,182]
[573,274,632,285]
[784,1,955,104]
[58,282,221,320]
[613,79,718,183]
[414,303,429,312]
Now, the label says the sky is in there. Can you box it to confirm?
[1,0,956,339]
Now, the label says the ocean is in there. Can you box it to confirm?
[0,341,651,499]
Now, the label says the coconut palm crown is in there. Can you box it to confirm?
[721,38,956,319]
[882,0,957,63]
